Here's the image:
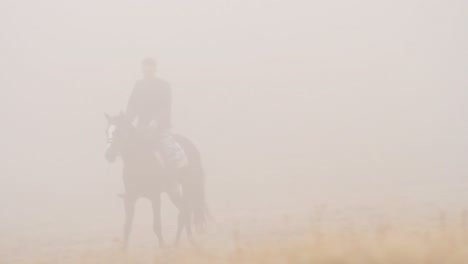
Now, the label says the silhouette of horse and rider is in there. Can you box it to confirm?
[104,58,208,249]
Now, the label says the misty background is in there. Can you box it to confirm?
[1,0,467,255]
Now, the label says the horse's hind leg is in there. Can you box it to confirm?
[167,186,186,246]
[175,200,195,247]
[175,192,196,247]
[123,196,136,251]
[185,208,196,245]
[152,195,166,248]
[174,209,184,246]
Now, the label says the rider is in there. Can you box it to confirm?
[126,57,187,169]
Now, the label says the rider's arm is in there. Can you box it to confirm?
[159,82,172,129]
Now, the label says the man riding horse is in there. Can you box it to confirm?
[105,58,207,249]
[126,57,187,170]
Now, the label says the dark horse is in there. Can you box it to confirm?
[104,112,208,249]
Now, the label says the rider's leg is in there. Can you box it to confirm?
[159,129,188,168]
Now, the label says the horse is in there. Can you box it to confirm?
[104,112,208,249]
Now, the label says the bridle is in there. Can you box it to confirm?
[106,123,116,145]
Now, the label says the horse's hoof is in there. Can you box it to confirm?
[172,239,181,249]
[121,244,128,252]
[159,241,168,249]
[188,238,198,247]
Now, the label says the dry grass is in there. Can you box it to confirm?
[10,219,468,264]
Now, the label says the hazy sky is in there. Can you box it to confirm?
[1,0,467,229]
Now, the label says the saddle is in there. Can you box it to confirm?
[136,126,188,169]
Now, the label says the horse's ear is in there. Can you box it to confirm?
[105,113,112,123]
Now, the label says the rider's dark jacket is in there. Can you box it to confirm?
[126,78,171,129]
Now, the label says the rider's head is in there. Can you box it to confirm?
[141,57,157,79]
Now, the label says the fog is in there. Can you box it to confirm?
[1,0,467,259]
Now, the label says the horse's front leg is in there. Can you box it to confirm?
[152,195,166,248]
[122,195,136,251]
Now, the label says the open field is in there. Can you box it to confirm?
[5,205,468,264]
[2,0,467,263]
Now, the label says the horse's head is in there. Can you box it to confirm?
[104,112,133,163]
